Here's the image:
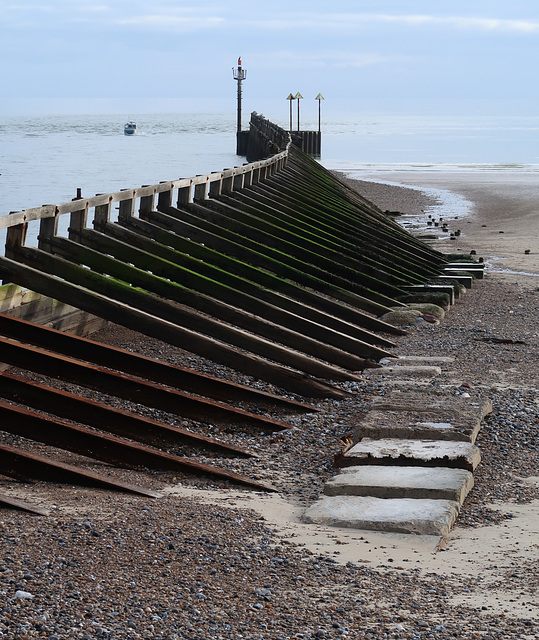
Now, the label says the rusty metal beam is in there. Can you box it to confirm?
[0,371,263,453]
[0,444,160,497]
[0,401,275,491]
[0,313,315,413]
[0,494,50,516]
[0,336,292,431]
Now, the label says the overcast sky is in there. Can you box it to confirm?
[2,1,539,116]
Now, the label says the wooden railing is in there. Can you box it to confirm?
[1,114,291,256]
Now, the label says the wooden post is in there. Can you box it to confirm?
[38,215,59,252]
[157,183,173,210]
[93,197,112,230]
[5,214,28,261]
[177,185,191,208]
[139,188,155,219]
[209,174,222,197]
[118,191,135,223]
[193,181,207,202]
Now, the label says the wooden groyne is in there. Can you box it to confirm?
[0,112,481,504]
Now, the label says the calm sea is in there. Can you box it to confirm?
[2,108,539,244]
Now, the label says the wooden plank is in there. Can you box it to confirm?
[0,255,351,398]
[0,444,160,497]
[0,371,265,452]
[52,233,388,365]
[15,246,361,383]
[100,219,399,347]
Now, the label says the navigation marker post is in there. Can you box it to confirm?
[286,94,295,132]
[233,57,247,155]
[295,92,303,132]
[315,93,324,133]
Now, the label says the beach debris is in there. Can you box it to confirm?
[525,249,531,254]
[473,337,527,345]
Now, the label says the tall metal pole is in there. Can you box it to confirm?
[315,93,325,133]
[286,93,294,132]
[232,57,247,154]
[295,92,303,132]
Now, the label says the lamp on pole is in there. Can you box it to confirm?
[315,93,324,133]
[295,92,303,132]
[286,93,294,132]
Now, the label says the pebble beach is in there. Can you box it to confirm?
[1,172,538,639]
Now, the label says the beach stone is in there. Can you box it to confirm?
[324,465,474,504]
[391,303,446,320]
[303,495,460,536]
[378,309,423,326]
[340,438,481,471]
[349,409,483,444]
[396,291,451,311]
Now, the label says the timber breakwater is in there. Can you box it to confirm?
[0,113,487,536]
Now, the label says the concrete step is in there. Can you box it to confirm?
[370,392,493,420]
[324,465,474,504]
[350,409,482,443]
[303,495,460,537]
[340,438,481,471]
[363,365,442,380]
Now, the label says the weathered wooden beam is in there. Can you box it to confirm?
[103,218,401,345]
[14,246,362,382]
[0,494,50,516]
[56,231,391,364]
[0,255,351,398]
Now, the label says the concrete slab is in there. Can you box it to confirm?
[303,495,460,536]
[341,438,481,471]
[371,392,493,420]
[324,465,474,504]
[363,365,442,379]
[379,355,455,365]
[350,409,482,443]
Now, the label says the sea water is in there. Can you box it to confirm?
[2,106,539,246]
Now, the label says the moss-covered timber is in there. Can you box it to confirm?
[117,216,401,342]
[45,233,391,366]
[10,247,363,384]
[0,254,351,399]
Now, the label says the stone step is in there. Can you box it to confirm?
[324,465,474,504]
[370,392,493,420]
[363,365,442,379]
[303,495,459,537]
[340,438,481,471]
[350,409,482,443]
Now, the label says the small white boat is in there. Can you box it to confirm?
[124,121,137,135]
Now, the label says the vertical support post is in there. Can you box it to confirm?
[193,181,207,202]
[157,183,173,211]
[69,189,88,241]
[233,57,247,155]
[93,197,112,230]
[118,190,135,222]
[5,216,28,260]
[209,174,222,197]
[139,187,155,220]
[177,184,191,208]
[38,215,59,252]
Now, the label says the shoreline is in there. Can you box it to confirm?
[1,172,538,638]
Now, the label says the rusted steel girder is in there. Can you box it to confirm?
[0,444,160,497]
[0,313,315,413]
[0,494,50,516]
[0,371,263,453]
[0,401,275,491]
[0,336,291,431]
